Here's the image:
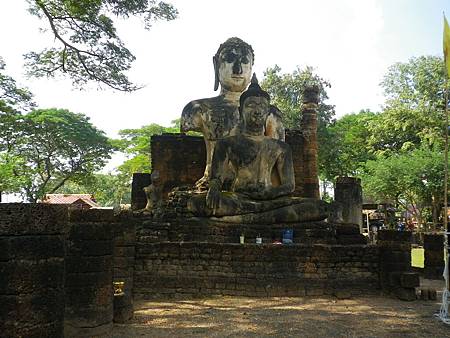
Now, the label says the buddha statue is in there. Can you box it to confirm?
[187,76,328,224]
[181,37,284,190]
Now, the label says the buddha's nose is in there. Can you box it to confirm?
[232,60,242,74]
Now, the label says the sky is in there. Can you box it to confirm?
[1,0,449,153]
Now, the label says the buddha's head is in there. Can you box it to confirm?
[213,37,254,92]
[239,74,270,132]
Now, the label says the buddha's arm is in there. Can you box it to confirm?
[205,140,230,211]
[255,148,295,200]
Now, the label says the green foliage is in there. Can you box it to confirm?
[368,56,446,155]
[114,120,179,188]
[25,0,178,91]
[261,65,335,129]
[0,108,113,202]
[320,110,377,182]
[362,146,446,226]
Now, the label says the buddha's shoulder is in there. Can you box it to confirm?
[182,96,224,115]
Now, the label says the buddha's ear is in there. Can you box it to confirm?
[213,55,219,91]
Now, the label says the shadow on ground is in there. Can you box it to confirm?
[113,279,449,338]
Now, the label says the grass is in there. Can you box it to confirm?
[411,247,424,268]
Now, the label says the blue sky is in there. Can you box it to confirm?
[1,0,449,138]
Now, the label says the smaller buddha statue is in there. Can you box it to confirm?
[188,75,328,224]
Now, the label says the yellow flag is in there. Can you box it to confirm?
[444,15,450,77]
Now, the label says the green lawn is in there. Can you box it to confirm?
[411,247,424,268]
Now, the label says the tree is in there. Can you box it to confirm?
[319,110,377,183]
[2,108,113,202]
[0,58,35,200]
[115,121,178,178]
[362,146,447,228]
[261,65,335,129]
[0,57,35,112]
[25,0,178,91]
[368,56,446,155]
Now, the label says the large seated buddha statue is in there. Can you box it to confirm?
[181,37,284,190]
[187,76,329,224]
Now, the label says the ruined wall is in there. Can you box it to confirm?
[151,133,206,198]
[134,242,379,298]
[65,208,115,338]
[378,230,419,301]
[0,204,66,338]
[424,234,444,279]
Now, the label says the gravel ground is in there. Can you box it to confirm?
[113,279,450,338]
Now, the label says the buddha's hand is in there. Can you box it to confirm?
[244,183,270,200]
[206,179,221,211]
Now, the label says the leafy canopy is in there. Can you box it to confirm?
[25,0,178,91]
[0,108,113,202]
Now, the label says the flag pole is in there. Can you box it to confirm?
[444,77,449,293]
[438,13,450,324]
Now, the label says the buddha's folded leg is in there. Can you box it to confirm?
[211,199,329,224]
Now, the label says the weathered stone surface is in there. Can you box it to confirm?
[395,287,417,301]
[334,177,362,228]
[131,172,151,210]
[134,241,379,298]
[0,204,66,338]
[65,217,114,338]
[424,234,444,279]
[400,272,420,288]
[0,203,67,235]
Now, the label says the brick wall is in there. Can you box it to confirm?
[134,242,379,298]
[151,134,206,198]
[0,204,67,338]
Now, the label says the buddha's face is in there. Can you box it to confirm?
[218,48,253,92]
[242,96,269,131]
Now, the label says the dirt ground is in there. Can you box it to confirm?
[113,279,450,338]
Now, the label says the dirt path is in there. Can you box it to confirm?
[114,280,450,338]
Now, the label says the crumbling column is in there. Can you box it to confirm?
[300,86,320,199]
[65,209,115,338]
[335,177,363,230]
[113,211,136,323]
[0,204,67,338]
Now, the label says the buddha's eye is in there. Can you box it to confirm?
[224,51,237,63]
[241,56,249,64]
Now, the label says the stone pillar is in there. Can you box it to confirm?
[424,234,444,279]
[335,177,363,231]
[65,209,115,338]
[300,86,320,199]
[0,204,67,338]
[113,211,136,323]
[131,173,151,210]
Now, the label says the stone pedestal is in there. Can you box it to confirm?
[335,177,363,231]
